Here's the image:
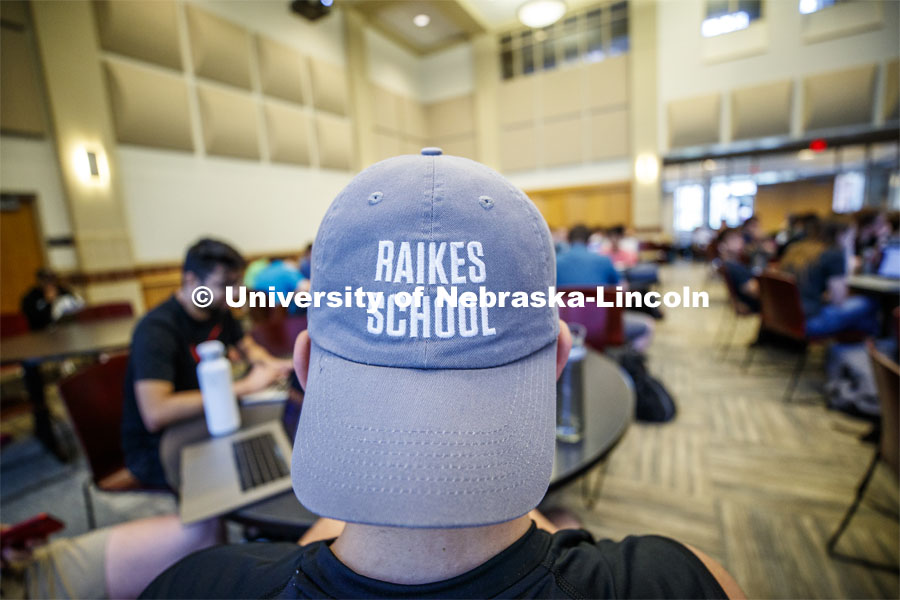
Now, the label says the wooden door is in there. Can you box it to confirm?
[1,194,45,314]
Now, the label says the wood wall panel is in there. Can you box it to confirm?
[527,182,632,230]
[754,178,835,232]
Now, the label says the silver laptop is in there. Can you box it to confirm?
[180,420,294,524]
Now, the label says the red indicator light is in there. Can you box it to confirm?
[809,138,827,152]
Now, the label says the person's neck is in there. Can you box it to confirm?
[330,515,532,585]
[175,289,212,321]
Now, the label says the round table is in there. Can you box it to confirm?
[161,350,633,533]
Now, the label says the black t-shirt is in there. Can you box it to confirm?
[141,523,727,599]
[791,248,845,317]
[21,285,73,330]
[121,296,243,486]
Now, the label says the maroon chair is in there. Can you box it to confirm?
[251,315,308,357]
[0,313,29,338]
[75,302,133,322]
[827,341,899,572]
[57,353,170,529]
[557,286,624,352]
[745,271,865,401]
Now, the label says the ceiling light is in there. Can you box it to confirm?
[413,13,430,27]
[517,0,566,29]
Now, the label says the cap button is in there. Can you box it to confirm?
[421,147,443,156]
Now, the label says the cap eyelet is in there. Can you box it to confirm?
[479,195,494,210]
[368,192,383,205]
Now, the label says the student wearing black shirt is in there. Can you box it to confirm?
[122,238,291,487]
[781,220,878,338]
[20,269,77,331]
[142,153,742,599]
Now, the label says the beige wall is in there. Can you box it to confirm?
[754,178,835,233]
[527,182,632,231]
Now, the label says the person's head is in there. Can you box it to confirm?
[181,238,245,310]
[36,268,58,287]
[887,211,900,236]
[819,217,852,249]
[717,228,744,258]
[568,224,591,245]
[740,216,760,240]
[853,208,884,237]
[291,150,569,530]
[797,213,820,239]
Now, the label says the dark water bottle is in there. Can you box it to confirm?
[556,323,586,443]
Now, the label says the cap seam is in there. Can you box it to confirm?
[423,155,436,368]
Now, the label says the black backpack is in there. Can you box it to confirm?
[617,350,676,423]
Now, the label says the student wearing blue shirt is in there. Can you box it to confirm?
[556,225,654,352]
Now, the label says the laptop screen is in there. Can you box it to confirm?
[878,245,900,279]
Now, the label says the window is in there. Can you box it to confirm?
[708,179,756,228]
[799,0,852,14]
[702,0,761,37]
[674,184,705,232]
[609,2,629,55]
[498,2,629,80]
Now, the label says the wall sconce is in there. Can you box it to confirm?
[634,153,659,184]
[73,145,110,186]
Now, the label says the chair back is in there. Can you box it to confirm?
[251,315,308,357]
[868,341,900,478]
[0,313,29,339]
[557,286,624,351]
[76,302,133,322]
[758,271,807,341]
[57,354,130,484]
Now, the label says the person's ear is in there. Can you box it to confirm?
[556,320,572,380]
[293,330,312,389]
[182,271,198,290]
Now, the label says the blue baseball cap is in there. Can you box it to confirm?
[292,148,559,528]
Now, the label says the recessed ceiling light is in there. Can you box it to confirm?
[413,13,430,27]
[517,0,566,29]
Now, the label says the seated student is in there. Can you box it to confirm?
[781,219,878,338]
[605,225,660,288]
[253,256,309,315]
[142,152,742,600]
[20,269,83,331]
[557,225,654,352]
[1,515,219,599]
[122,238,292,487]
[739,216,774,271]
[718,228,759,313]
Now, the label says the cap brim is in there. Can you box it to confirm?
[291,340,557,528]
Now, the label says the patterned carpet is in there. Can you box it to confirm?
[551,261,899,598]
[1,261,897,598]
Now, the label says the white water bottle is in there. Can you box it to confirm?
[196,340,241,436]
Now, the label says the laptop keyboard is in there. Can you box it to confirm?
[232,433,290,491]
